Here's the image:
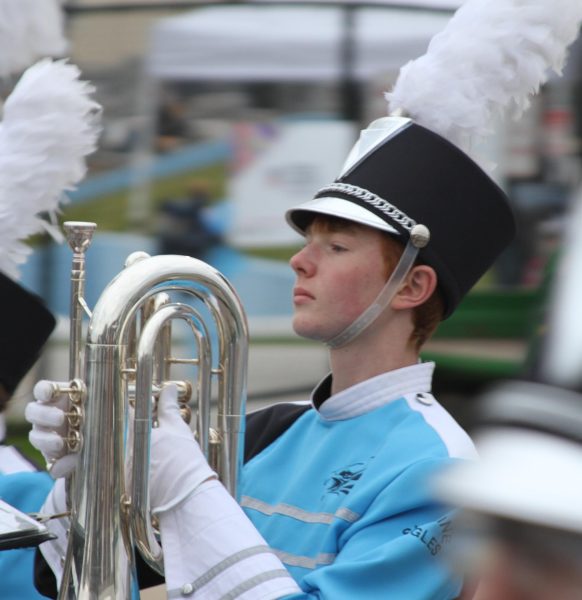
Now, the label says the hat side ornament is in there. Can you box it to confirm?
[287,0,582,348]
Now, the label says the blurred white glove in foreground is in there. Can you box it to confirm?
[149,383,216,514]
[25,380,78,478]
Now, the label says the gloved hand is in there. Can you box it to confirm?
[149,383,216,515]
[25,380,78,478]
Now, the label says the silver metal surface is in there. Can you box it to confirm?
[410,223,430,248]
[63,222,96,381]
[55,229,248,599]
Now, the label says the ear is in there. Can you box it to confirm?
[391,265,438,311]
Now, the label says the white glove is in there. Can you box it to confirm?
[149,383,216,514]
[25,380,78,478]
[37,478,69,587]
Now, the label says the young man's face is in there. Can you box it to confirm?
[289,219,390,342]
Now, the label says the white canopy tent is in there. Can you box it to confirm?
[146,4,456,82]
[139,3,460,246]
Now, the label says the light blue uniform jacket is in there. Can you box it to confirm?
[241,363,476,600]
[0,445,53,600]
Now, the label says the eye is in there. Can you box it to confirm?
[330,243,347,253]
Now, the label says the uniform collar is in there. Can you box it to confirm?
[312,361,435,421]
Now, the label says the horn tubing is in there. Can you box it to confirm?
[61,254,248,599]
[132,302,212,574]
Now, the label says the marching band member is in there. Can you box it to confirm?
[0,273,56,600]
[26,0,582,598]
[0,56,100,599]
[434,381,582,600]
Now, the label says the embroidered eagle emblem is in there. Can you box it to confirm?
[324,463,366,496]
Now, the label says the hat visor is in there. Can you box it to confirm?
[433,429,582,534]
[286,197,399,236]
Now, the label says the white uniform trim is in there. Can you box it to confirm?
[241,496,360,524]
[0,445,37,474]
[273,549,336,570]
[166,546,284,598]
[316,362,434,421]
[404,393,478,460]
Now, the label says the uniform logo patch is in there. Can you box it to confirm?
[323,463,366,497]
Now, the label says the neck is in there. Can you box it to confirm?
[328,312,419,395]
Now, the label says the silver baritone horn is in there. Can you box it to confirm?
[41,221,249,599]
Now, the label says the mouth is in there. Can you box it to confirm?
[293,287,314,303]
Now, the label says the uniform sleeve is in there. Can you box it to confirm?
[159,480,301,599]
[0,471,55,600]
[162,459,462,600]
[282,458,463,600]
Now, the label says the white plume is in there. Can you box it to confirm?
[0,0,67,77]
[386,0,582,156]
[0,59,101,279]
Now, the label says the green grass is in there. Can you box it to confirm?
[26,163,229,245]
[5,427,47,470]
[61,163,229,234]
[29,161,296,267]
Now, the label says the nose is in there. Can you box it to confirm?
[289,245,315,277]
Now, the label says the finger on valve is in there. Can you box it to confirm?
[156,383,186,428]
[25,381,69,458]
[49,454,78,479]
[33,380,72,407]
[25,379,79,477]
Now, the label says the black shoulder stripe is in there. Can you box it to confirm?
[14,446,46,472]
[244,403,312,463]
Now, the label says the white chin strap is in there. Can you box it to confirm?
[325,224,430,349]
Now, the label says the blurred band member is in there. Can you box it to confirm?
[0,272,56,600]
[435,381,582,600]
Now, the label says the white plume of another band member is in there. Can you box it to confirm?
[0,59,102,280]
[0,0,67,79]
[0,33,101,600]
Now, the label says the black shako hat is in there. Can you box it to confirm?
[0,272,56,396]
[286,117,516,319]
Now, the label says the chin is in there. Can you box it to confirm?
[292,317,328,342]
